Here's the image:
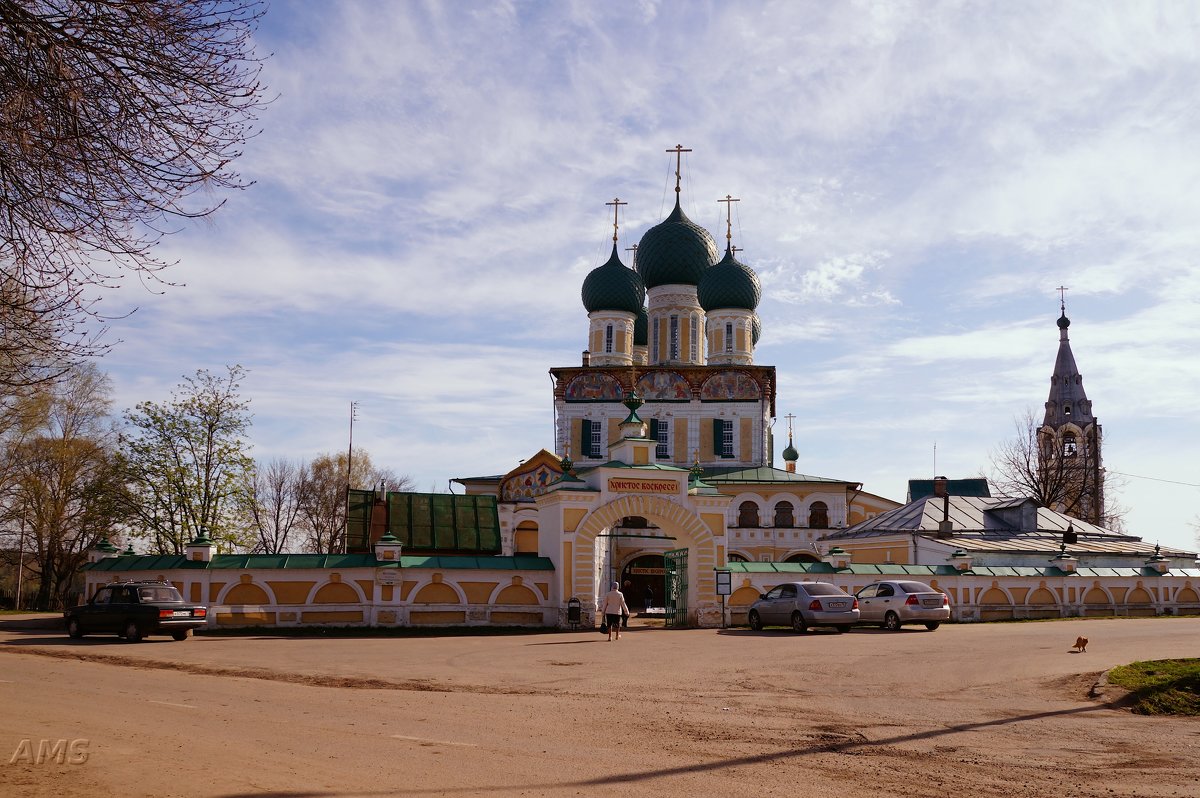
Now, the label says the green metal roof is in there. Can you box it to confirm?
[703,466,851,484]
[582,244,645,314]
[698,246,760,311]
[84,553,554,572]
[635,200,718,289]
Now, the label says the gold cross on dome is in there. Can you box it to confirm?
[1056,285,1069,313]
[718,194,740,244]
[605,197,627,244]
[666,144,692,195]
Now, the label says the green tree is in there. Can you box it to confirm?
[121,365,253,553]
[0,1,269,387]
[1,363,130,609]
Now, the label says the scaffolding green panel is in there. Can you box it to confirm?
[346,489,374,551]
[384,491,501,554]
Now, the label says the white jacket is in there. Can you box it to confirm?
[600,589,629,615]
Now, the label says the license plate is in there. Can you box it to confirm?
[172,610,191,617]
[922,600,941,607]
[827,601,846,609]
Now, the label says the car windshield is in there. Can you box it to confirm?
[897,582,934,594]
[138,587,183,602]
[802,583,844,596]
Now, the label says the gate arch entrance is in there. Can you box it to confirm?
[621,554,664,612]
[573,493,721,628]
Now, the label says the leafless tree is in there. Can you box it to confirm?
[296,450,413,554]
[0,1,269,387]
[245,456,302,554]
[989,408,1126,530]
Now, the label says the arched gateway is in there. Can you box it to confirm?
[573,494,722,627]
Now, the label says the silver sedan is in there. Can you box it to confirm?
[747,581,860,633]
[855,580,951,631]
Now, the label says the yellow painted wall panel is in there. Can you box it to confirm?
[356,580,373,598]
[739,417,752,461]
[225,583,270,605]
[616,329,627,353]
[412,582,461,604]
[515,529,539,553]
[189,583,201,603]
[979,588,1010,605]
[490,611,544,625]
[495,585,540,605]
[700,422,713,458]
[411,610,466,625]
[570,418,582,463]
[209,582,226,603]
[673,418,688,464]
[216,611,275,626]
[460,581,500,604]
[702,513,724,536]
[607,417,619,449]
[400,580,418,601]
[381,585,394,602]
[300,610,364,624]
[314,582,359,604]
[564,509,587,533]
[562,541,573,598]
[267,581,317,605]
[535,582,550,600]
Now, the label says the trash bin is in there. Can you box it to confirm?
[567,597,581,629]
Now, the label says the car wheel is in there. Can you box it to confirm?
[748,610,763,631]
[924,622,940,631]
[172,630,190,641]
[791,612,808,634]
[124,620,143,643]
[67,618,83,639]
[883,611,901,632]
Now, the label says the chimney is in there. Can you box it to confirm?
[932,476,948,497]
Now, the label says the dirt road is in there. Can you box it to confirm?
[1,616,1197,797]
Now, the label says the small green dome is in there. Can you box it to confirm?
[782,442,798,461]
[582,244,645,314]
[698,246,761,311]
[635,200,718,289]
[752,313,761,345]
[634,306,648,346]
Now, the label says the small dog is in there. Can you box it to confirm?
[1073,636,1088,653]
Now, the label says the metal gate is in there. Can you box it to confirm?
[664,548,688,628]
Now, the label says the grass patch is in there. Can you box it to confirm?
[1106,659,1200,716]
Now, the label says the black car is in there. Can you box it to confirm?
[65,581,208,642]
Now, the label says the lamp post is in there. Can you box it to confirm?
[14,511,26,611]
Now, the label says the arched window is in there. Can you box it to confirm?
[689,314,698,361]
[808,501,829,529]
[669,315,680,360]
[783,552,820,564]
[604,324,613,353]
[725,322,733,353]
[1063,432,1077,458]
[727,552,748,563]
[737,501,760,528]
[774,501,795,528]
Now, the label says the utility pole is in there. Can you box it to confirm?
[343,401,358,554]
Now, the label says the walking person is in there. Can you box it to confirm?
[643,584,654,612]
[600,582,629,641]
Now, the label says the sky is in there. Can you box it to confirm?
[96,1,1200,554]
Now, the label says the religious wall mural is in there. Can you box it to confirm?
[637,370,691,401]
[701,371,762,401]
[564,373,623,401]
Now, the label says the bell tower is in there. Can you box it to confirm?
[1039,290,1104,525]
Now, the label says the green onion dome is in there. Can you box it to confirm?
[698,245,761,311]
[752,313,761,345]
[634,306,648,346]
[635,199,718,289]
[582,244,645,314]
[782,442,799,462]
